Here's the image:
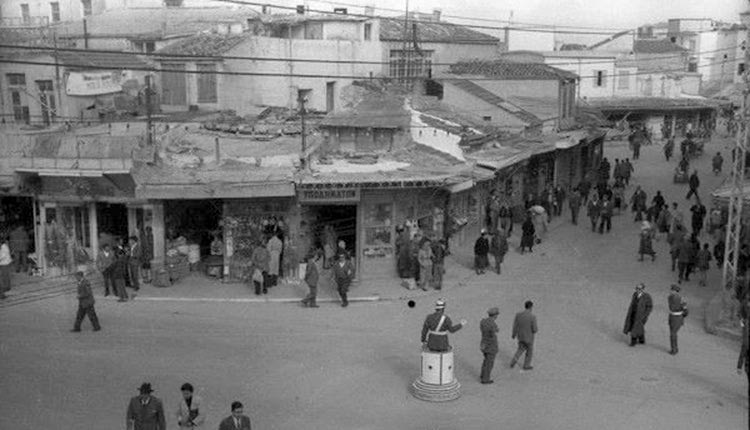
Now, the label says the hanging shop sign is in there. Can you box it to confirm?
[298,188,360,203]
[66,71,124,96]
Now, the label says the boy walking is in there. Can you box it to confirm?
[71,271,100,332]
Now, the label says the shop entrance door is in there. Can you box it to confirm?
[305,204,357,269]
[96,202,128,248]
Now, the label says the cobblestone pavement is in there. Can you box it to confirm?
[0,135,746,430]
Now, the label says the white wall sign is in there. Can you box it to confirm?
[66,71,123,96]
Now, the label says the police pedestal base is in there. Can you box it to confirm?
[410,348,461,402]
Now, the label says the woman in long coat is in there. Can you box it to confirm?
[395,229,413,279]
[417,240,433,291]
[623,284,653,345]
[266,233,283,287]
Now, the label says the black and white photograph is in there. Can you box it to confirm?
[0,0,749,428]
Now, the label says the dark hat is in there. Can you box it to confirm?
[139,383,153,394]
[670,284,681,292]
[488,307,499,316]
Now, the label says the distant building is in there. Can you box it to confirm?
[442,59,578,135]
[155,13,382,114]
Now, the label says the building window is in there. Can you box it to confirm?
[81,0,92,17]
[7,73,27,86]
[482,116,492,122]
[389,50,434,80]
[196,64,218,103]
[739,63,746,76]
[50,2,60,22]
[595,70,607,88]
[687,62,697,73]
[21,4,30,25]
[617,71,630,90]
[688,39,696,51]
[145,41,155,53]
[364,23,372,41]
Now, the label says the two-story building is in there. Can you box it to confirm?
[154,13,382,114]
[440,59,578,135]
[1,49,152,126]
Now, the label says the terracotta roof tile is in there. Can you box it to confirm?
[156,33,248,56]
[379,19,498,44]
[449,60,577,80]
[56,50,151,70]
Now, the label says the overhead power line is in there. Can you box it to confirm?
[0,55,741,81]
[305,0,636,32]
[217,0,741,36]
[1,43,741,69]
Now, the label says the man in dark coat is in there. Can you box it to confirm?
[520,215,535,253]
[474,230,490,275]
[686,170,700,200]
[623,283,653,346]
[301,251,319,308]
[126,383,166,430]
[128,236,142,292]
[490,230,509,275]
[569,188,582,225]
[421,299,465,352]
[690,198,707,236]
[218,401,252,430]
[677,236,696,283]
[431,239,446,290]
[511,300,538,370]
[71,271,100,332]
[395,229,413,279]
[598,195,613,234]
[333,253,354,307]
[112,248,130,302]
[668,284,688,355]
[480,307,500,384]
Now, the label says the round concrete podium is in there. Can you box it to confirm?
[410,347,461,402]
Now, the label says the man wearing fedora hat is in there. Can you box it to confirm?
[668,284,688,355]
[480,307,500,384]
[421,299,466,352]
[127,383,166,430]
[623,283,653,347]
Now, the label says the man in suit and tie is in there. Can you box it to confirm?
[218,401,251,430]
[479,307,500,384]
[511,300,538,370]
[126,383,166,430]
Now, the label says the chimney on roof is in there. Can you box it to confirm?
[364,5,374,16]
[432,9,441,22]
[296,5,305,14]
[333,7,348,15]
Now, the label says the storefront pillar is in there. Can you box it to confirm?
[38,203,47,275]
[127,206,137,238]
[88,202,99,262]
[151,202,165,268]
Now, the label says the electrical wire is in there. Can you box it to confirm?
[0,54,741,81]
[1,42,741,68]
[216,0,739,36]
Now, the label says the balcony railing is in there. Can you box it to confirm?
[0,16,50,28]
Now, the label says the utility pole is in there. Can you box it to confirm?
[299,94,307,170]
[721,8,750,329]
[145,74,153,146]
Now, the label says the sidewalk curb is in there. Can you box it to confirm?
[101,295,382,304]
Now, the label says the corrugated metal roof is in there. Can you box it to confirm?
[449,60,577,80]
[379,18,498,44]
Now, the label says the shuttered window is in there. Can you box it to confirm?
[196,64,217,103]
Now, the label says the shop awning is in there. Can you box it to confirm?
[136,181,296,199]
[16,168,130,177]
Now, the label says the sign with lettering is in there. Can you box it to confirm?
[66,71,123,96]
[298,188,360,203]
